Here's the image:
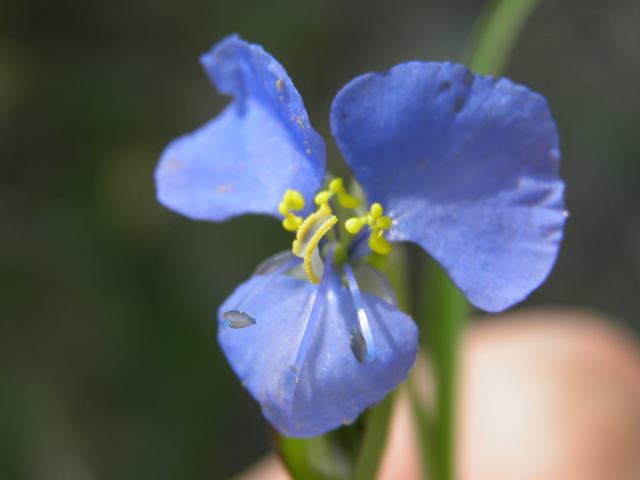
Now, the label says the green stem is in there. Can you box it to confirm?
[277,434,348,480]
[353,391,396,480]
[417,259,470,480]
[461,0,543,76]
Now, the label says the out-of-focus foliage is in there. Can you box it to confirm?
[0,0,639,478]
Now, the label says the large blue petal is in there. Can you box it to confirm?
[218,272,418,437]
[331,62,565,312]
[156,35,325,221]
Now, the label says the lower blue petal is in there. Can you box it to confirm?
[218,272,418,437]
[331,62,565,312]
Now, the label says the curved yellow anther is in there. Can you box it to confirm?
[280,189,305,231]
[345,203,392,255]
[292,210,337,283]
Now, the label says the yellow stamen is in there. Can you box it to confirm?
[369,234,390,255]
[328,178,344,191]
[314,177,360,214]
[345,217,366,234]
[345,203,392,255]
[314,190,332,206]
[292,210,337,283]
[283,216,303,231]
[375,216,391,230]
[303,216,337,283]
[279,189,305,231]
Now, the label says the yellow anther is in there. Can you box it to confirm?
[370,203,383,219]
[344,203,392,255]
[369,235,391,255]
[292,210,337,283]
[314,177,360,213]
[328,178,344,192]
[314,191,333,213]
[314,191,332,205]
[293,210,332,256]
[375,216,391,230]
[279,189,305,232]
[337,192,360,209]
[283,216,303,231]
[329,177,360,209]
[284,189,305,211]
[345,217,366,234]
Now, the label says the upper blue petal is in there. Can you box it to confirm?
[330,62,565,312]
[218,272,418,437]
[155,35,326,222]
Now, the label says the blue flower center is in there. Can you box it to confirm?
[221,177,393,392]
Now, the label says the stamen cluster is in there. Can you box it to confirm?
[283,178,392,285]
[345,203,392,255]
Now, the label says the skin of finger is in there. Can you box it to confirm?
[458,308,640,480]
[232,455,291,480]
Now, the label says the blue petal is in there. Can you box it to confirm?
[331,62,565,312]
[218,272,418,437]
[156,35,325,222]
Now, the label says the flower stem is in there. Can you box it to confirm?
[353,390,396,480]
[461,0,544,76]
[416,258,470,480]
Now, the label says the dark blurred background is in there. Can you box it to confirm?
[1,0,639,478]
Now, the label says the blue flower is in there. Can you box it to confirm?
[155,35,565,437]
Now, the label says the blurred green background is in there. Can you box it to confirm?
[1,0,639,478]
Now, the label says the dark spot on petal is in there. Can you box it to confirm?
[350,328,366,363]
[453,96,466,113]
[438,80,452,91]
[376,68,390,76]
[341,112,349,118]
[463,69,474,87]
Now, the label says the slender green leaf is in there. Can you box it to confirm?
[462,0,544,76]
[417,258,470,480]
